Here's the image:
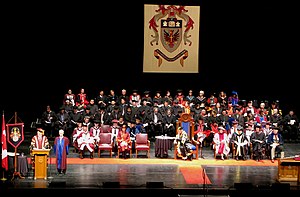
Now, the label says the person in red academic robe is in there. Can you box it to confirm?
[117,124,131,159]
[53,129,69,174]
[30,128,50,169]
[30,128,50,150]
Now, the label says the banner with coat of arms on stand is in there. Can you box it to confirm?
[7,123,24,149]
[143,4,200,73]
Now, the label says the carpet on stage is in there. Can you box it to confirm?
[180,166,211,184]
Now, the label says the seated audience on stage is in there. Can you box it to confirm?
[194,117,210,157]
[230,125,248,160]
[90,119,101,146]
[55,106,71,139]
[148,106,163,139]
[111,119,121,154]
[77,124,95,159]
[283,110,299,142]
[174,127,194,161]
[117,124,131,159]
[250,124,266,162]
[213,126,230,160]
[267,126,284,163]
[72,121,84,151]
[163,108,176,137]
[41,105,57,137]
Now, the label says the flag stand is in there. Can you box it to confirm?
[11,147,24,181]
[1,171,7,181]
[7,112,24,181]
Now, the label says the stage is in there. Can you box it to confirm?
[1,142,300,196]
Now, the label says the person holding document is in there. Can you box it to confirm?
[267,126,284,163]
[250,124,266,162]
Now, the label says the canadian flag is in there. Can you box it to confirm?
[2,113,8,171]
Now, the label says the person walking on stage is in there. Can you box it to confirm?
[53,129,70,175]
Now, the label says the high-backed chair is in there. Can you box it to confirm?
[135,133,150,158]
[100,124,112,133]
[174,113,199,160]
[98,132,113,157]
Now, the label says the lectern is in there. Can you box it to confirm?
[31,149,50,180]
[278,157,300,183]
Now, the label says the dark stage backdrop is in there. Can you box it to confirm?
[2,1,299,126]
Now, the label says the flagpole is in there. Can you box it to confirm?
[1,170,7,181]
[1,111,8,181]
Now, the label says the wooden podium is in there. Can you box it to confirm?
[32,149,50,180]
[278,157,300,183]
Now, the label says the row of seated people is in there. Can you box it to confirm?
[30,114,283,163]
[210,123,284,162]
[72,119,150,159]
[40,104,178,144]
[173,112,284,162]
[68,111,284,162]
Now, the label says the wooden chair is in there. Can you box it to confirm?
[98,132,114,158]
[135,133,150,158]
[174,113,199,160]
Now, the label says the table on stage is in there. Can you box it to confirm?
[8,152,29,177]
[18,155,29,177]
[155,135,175,158]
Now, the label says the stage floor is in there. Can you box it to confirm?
[2,142,300,196]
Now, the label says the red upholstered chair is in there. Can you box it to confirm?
[98,132,113,158]
[100,124,112,133]
[135,133,150,158]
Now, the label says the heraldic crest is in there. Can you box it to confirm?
[148,5,195,67]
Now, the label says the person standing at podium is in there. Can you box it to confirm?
[29,128,50,169]
[30,128,50,150]
[53,129,69,174]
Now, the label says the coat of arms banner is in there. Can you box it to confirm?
[143,4,200,73]
[6,123,24,148]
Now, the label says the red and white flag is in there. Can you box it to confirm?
[1,113,8,171]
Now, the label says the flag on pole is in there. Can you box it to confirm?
[1,113,8,171]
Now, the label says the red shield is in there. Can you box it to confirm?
[160,18,182,53]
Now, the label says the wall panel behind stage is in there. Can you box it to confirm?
[143,4,200,73]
